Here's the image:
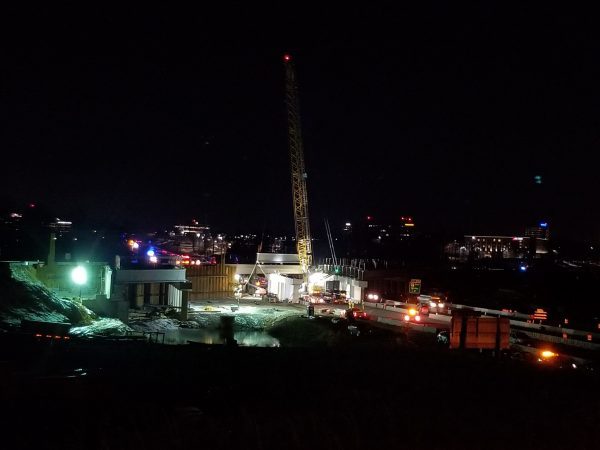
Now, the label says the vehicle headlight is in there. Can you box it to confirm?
[373,294,379,300]
[404,315,410,321]
[438,303,444,308]
[415,315,421,322]
[367,294,373,300]
[430,302,436,307]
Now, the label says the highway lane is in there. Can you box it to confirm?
[313,302,451,330]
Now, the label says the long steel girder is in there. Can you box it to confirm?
[284,59,312,273]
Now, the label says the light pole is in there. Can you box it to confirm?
[71,266,87,303]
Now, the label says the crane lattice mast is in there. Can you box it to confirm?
[283,54,312,274]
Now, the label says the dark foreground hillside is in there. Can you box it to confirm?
[1,333,599,450]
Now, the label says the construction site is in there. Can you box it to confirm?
[1,53,599,450]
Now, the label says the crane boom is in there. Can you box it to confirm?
[283,54,312,274]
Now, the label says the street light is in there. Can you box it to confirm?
[71,266,87,302]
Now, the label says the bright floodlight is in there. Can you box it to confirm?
[308,271,327,284]
[71,266,87,285]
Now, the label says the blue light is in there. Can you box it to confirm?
[539,222,548,228]
[520,265,527,272]
[147,249,155,257]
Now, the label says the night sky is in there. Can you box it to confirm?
[2,4,600,241]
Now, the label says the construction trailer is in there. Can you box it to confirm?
[450,310,510,350]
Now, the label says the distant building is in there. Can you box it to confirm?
[525,222,550,240]
[173,221,209,237]
[399,216,415,237]
[5,212,22,226]
[445,234,549,261]
[48,218,72,234]
[169,221,211,254]
[364,216,415,243]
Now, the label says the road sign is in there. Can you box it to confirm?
[409,279,421,295]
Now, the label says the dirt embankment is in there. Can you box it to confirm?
[0,263,94,329]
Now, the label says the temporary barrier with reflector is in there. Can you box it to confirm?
[532,308,547,321]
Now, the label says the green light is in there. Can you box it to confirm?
[71,266,87,285]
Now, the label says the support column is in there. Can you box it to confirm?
[180,290,189,321]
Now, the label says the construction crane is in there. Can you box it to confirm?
[283,53,313,276]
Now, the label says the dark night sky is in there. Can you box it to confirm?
[2,4,600,241]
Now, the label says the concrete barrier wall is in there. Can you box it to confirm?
[367,301,599,340]
[367,301,598,348]
[510,320,600,340]
[518,330,600,350]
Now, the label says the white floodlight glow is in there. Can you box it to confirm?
[308,271,327,284]
[71,266,87,285]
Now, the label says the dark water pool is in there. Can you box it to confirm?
[163,328,280,347]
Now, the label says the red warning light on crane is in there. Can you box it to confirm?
[283,54,291,62]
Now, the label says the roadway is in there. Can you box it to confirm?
[312,301,451,331]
